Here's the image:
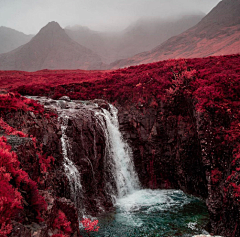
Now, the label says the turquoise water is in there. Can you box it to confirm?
[81,189,209,237]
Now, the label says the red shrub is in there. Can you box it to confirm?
[37,153,55,174]
[0,136,47,226]
[52,210,72,236]
[81,218,99,232]
[0,137,23,235]
[0,93,44,114]
[211,169,222,185]
[0,118,27,137]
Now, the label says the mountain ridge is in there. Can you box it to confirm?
[109,0,240,69]
[65,14,204,64]
[0,26,33,54]
[0,21,103,71]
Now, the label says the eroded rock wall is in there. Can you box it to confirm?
[2,94,239,236]
[116,97,239,236]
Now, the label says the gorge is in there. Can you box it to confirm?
[0,54,239,236]
[35,97,210,237]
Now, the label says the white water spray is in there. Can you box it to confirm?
[60,114,83,214]
[92,104,140,200]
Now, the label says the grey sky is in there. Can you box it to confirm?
[0,0,221,34]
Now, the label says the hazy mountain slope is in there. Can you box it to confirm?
[0,22,103,71]
[65,14,204,63]
[0,26,33,54]
[110,0,240,69]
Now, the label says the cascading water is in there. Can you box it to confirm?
[89,103,209,237]
[29,96,209,236]
[59,113,84,215]
[28,96,85,216]
[91,104,140,200]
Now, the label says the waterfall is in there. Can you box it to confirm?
[91,104,140,200]
[28,97,209,236]
[29,96,140,213]
[59,113,84,215]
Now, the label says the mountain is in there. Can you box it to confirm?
[65,14,204,64]
[0,26,33,54]
[0,22,103,71]
[110,0,240,69]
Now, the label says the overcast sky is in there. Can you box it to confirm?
[0,0,221,34]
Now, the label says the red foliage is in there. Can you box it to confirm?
[0,136,22,235]
[52,210,72,236]
[211,169,222,185]
[0,93,57,122]
[0,93,44,114]
[81,218,100,232]
[37,153,55,174]
[0,118,27,137]
[0,136,47,232]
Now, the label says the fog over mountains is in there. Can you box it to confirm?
[0,0,239,71]
[111,0,240,68]
[0,27,33,54]
[0,14,204,70]
[0,22,103,71]
[65,14,204,63]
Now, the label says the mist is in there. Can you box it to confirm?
[0,0,221,34]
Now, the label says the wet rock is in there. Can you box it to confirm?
[93,99,111,111]
[7,135,32,151]
[58,100,67,109]
[9,222,32,237]
[59,96,71,102]
[2,95,239,236]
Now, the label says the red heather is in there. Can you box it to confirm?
[52,210,73,236]
[0,136,47,233]
[81,218,100,232]
[0,118,27,137]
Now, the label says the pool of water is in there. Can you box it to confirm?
[80,189,209,237]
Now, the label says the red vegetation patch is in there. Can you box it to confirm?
[52,210,73,237]
[0,136,47,234]
[0,54,236,109]
[81,218,100,232]
[0,92,44,114]
[37,153,55,175]
[0,118,27,137]
[211,169,222,185]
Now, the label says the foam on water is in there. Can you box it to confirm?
[115,189,191,227]
[28,97,209,236]
[88,189,209,237]
[91,104,140,200]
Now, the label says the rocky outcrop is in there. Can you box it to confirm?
[115,97,239,237]
[1,91,239,236]
[1,96,121,236]
[117,100,208,197]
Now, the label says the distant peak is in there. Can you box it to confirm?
[36,21,65,36]
[45,21,61,29]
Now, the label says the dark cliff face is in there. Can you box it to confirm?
[57,100,115,215]
[117,101,208,198]
[1,97,116,236]
[115,99,239,237]
[2,93,239,236]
